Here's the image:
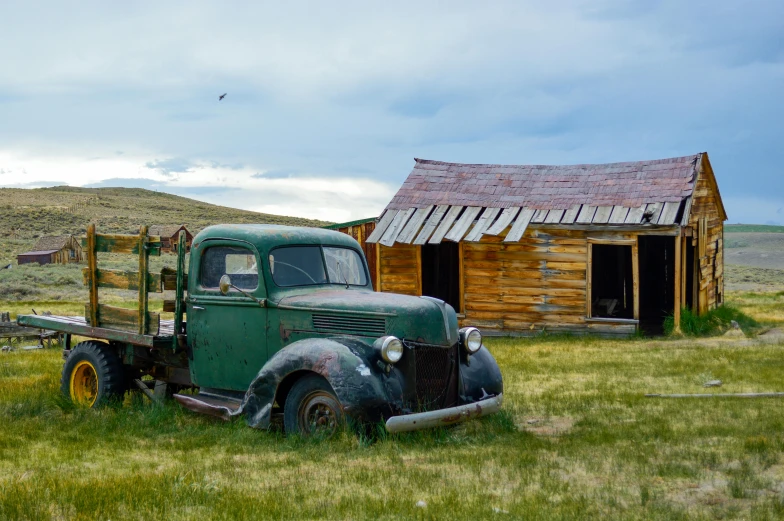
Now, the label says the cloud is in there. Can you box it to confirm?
[144,158,196,176]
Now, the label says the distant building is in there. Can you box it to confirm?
[148,225,193,253]
[17,235,83,265]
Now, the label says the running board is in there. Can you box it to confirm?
[173,392,242,421]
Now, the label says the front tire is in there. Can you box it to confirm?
[283,374,344,437]
[61,341,126,407]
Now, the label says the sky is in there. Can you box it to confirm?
[0,1,782,224]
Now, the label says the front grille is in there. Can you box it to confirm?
[311,314,386,336]
[409,343,457,411]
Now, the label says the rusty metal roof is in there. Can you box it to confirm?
[388,155,700,211]
[367,154,706,245]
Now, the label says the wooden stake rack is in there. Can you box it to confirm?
[82,225,188,348]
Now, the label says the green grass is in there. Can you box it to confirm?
[726,224,784,233]
[2,297,784,519]
[663,305,760,336]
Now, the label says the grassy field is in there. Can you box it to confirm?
[1,291,784,520]
[726,224,784,234]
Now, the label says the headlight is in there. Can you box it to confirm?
[460,327,482,354]
[375,336,404,364]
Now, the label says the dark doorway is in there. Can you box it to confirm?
[685,240,695,311]
[591,244,634,319]
[421,242,461,311]
[638,236,676,335]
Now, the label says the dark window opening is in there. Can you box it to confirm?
[421,242,461,311]
[591,244,634,319]
[639,236,675,335]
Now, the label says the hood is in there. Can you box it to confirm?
[275,289,458,346]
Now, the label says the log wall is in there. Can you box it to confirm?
[688,156,725,312]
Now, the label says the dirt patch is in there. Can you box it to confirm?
[519,416,575,437]
[758,328,784,344]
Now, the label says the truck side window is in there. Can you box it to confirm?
[201,246,258,290]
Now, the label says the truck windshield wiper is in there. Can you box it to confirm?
[337,261,349,289]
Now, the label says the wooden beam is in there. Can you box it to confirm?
[413,205,449,245]
[86,224,98,327]
[458,241,465,314]
[608,206,629,224]
[658,201,681,225]
[82,268,162,292]
[504,208,534,242]
[82,234,161,256]
[365,210,397,243]
[632,239,640,322]
[396,206,433,244]
[85,304,160,335]
[161,268,189,291]
[429,206,463,244]
[379,208,414,246]
[592,206,613,224]
[544,209,565,224]
[486,207,520,235]
[561,205,581,224]
[445,207,482,242]
[586,242,593,318]
[464,207,500,242]
[172,230,187,350]
[575,205,597,224]
[138,226,150,336]
[680,197,693,226]
[673,235,682,333]
[415,245,423,296]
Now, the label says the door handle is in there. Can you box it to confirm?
[191,306,205,310]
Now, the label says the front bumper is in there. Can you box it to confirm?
[384,394,503,433]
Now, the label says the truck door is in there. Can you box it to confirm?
[187,240,267,391]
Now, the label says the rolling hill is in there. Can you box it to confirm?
[0,186,330,263]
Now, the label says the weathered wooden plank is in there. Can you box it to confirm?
[161,267,189,291]
[82,234,162,256]
[413,205,449,245]
[504,208,535,242]
[82,268,161,292]
[85,304,160,336]
[680,197,693,227]
[172,230,187,350]
[380,208,415,247]
[658,201,681,225]
[531,209,548,224]
[544,209,565,224]
[575,206,597,224]
[163,300,177,313]
[643,203,663,224]
[429,206,463,244]
[86,223,98,327]
[561,205,581,224]
[445,207,482,242]
[464,207,501,242]
[486,207,520,236]
[608,206,629,224]
[624,205,646,224]
[591,206,613,224]
[365,210,397,243]
[138,226,150,335]
[396,206,433,244]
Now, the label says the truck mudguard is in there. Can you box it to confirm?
[241,337,393,429]
[458,346,504,403]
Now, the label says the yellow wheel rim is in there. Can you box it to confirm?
[70,360,98,407]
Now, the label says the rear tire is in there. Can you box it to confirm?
[61,341,126,407]
[283,374,344,437]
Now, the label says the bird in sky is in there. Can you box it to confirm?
[218,93,227,101]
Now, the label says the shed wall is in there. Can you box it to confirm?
[688,158,724,312]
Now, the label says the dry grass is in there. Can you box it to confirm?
[2,294,784,519]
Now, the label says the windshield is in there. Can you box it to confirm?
[269,246,367,288]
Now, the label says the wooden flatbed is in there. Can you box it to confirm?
[18,314,176,348]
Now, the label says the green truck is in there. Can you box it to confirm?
[18,224,503,436]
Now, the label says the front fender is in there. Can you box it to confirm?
[459,345,503,402]
[241,337,391,429]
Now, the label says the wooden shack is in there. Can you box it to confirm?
[324,218,378,289]
[365,153,726,336]
[17,235,83,265]
[148,225,193,253]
